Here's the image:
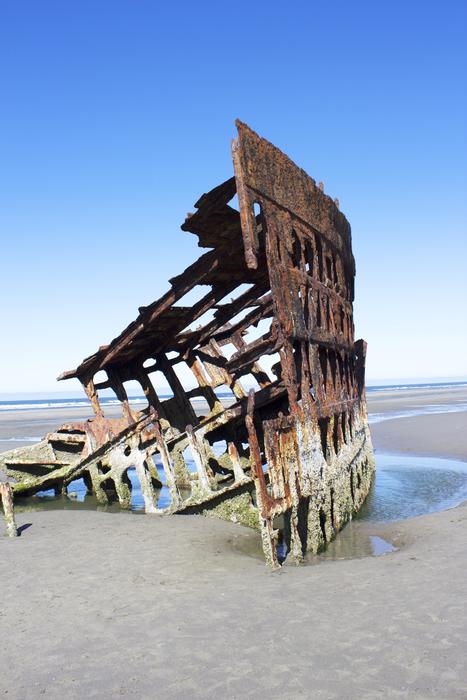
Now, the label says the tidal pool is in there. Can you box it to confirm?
[356,453,467,522]
[309,453,467,562]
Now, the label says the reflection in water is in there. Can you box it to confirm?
[303,523,396,562]
[369,535,396,555]
[309,454,467,563]
[12,453,467,563]
[13,446,209,514]
[357,454,467,523]
[14,464,174,514]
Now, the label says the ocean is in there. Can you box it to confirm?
[1,380,466,413]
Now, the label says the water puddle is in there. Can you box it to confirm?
[297,526,397,563]
[369,535,396,555]
[13,464,178,514]
[306,453,467,563]
[12,445,221,514]
[233,453,467,564]
[357,453,467,521]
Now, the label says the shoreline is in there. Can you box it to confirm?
[1,385,467,698]
[2,384,467,455]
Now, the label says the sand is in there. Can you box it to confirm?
[367,385,467,461]
[371,411,467,461]
[1,387,467,699]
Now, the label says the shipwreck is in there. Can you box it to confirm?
[0,121,375,567]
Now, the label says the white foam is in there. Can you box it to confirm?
[368,403,467,424]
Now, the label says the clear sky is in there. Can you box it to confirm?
[1,0,466,395]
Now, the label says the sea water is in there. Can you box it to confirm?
[1,380,466,414]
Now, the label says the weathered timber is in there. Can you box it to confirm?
[0,121,375,566]
[0,483,17,537]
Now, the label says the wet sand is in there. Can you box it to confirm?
[1,387,467,698]
[368,385,467,461]
[371,411,467,461]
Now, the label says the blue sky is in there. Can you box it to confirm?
[1,0,466,394]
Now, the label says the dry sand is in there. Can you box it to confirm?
[1,387,467,699]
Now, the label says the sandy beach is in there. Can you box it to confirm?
[368,385,467,461]
[1,386,466,699]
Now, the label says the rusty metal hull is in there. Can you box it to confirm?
[0,121,375,567]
